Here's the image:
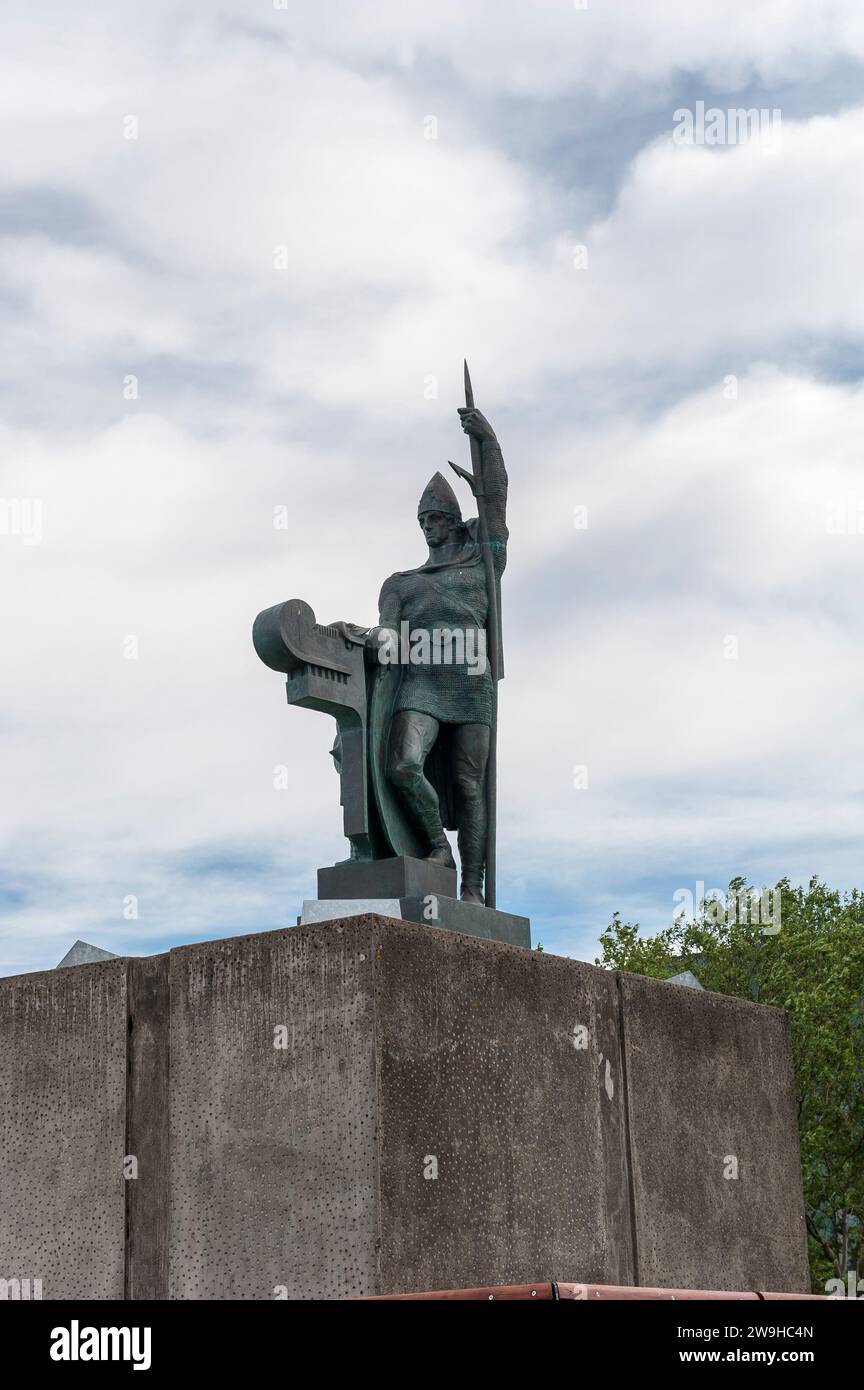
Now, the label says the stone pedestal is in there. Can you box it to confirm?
[314,854,531,946]
[317,854,456,901]
[300,895,531,947]
[0,917,811,1299]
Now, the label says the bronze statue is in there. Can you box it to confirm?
[373,391,506,904]
[253,363,509,913]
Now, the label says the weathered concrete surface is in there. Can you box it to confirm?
[0,919,810,1299]
[301,896,532,947]
[125,956,170,1300]
[619,972,811,1293]
[167,923,380,1300]
[0,961,127,1299]
[300,897,401,923]
[164,919,630,1297]
[374,923,633,1292]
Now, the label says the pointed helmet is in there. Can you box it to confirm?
[417,471,462,520]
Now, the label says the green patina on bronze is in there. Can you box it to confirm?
[252,363,507,908]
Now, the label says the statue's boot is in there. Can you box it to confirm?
[427,837,457,870]
[409,802,456,869]
[458,804,486,905]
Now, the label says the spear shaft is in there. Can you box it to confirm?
[462,360,500,909]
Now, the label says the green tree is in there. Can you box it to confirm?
[596,876,863,1293]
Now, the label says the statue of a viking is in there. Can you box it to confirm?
[370,404,507,904]
[253,370,508,911]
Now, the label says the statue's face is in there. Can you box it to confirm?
[419,510,456,548]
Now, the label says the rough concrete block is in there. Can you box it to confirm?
[619,972,811,1293]
[0,919,810,1300]
[125,955,170,1300]
[373,922,633,1293]
[300,897,402,923]
[167,922,381,1300]
[165,918,632,1297]
[0,961,128,1300]
[301,896,532,947]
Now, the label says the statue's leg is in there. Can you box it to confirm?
[387,710,455,868]
[451,722,490,905]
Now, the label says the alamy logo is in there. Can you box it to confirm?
[376,621,487,675]
[0,1276,42,1299]
[672,101,781,149]
[673,882,781,935]
[0,498,42,546]
[825,1272,864,1300]
[50,1321,152,1371]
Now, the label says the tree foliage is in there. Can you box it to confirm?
[596,876,863,1292]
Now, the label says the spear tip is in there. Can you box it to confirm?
[463,358,474,408]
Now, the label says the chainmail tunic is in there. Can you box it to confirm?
[378,559,493,724]
[377,439,508,728]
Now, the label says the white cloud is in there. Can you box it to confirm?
[3,2,864,969]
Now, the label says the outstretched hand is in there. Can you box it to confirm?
[458,407,497,443]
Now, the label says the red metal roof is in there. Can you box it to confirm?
[358,1280,824,1301]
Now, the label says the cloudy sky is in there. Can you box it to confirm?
[3,1,864,974]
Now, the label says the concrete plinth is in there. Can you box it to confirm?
[0,961,128,1299]
[317,854,456,901]
[620,973,810,1293]
[300,896,531,947]
[300,897,403,923]
[0,917,810,1299]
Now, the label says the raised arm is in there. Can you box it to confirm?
[458,407,509,576]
